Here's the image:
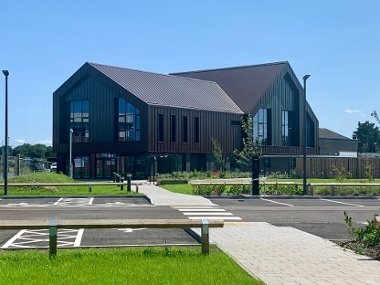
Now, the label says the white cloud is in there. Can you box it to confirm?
[361,113,366,116]
[36,140,52,146]
[16,139,26,144]
[344,109,361,114]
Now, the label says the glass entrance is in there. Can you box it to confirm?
[96,158,116,178]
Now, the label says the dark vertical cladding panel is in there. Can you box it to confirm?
[147,105,241,154]
[54,64,149,157]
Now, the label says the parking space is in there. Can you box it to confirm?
[0,197,152,208]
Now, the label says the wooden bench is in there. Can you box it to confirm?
[0,219,224,257]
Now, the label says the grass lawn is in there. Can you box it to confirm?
[0,172,142,196]
[0,247,263,285]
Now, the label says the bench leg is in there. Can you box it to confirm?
[201,219,209,254]
[49,220,57,258]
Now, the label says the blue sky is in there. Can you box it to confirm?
[1,1,379,147]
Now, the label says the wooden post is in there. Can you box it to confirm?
[331,184,336,196]
[201,219,209,254]
[49,219,57,258]
[136,184,139,193]
[88,183,92,193]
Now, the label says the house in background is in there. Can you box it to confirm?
[319,128,358,157]
[53,61,319,179]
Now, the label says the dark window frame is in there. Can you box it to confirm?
[117,98,141,142]
[70,100,90,143]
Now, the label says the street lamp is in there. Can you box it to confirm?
[2,70,9,195]
[69,128,73,178]
[302,75,311,195]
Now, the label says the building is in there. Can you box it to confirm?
[319,128,358,157]
[53,61,319,179]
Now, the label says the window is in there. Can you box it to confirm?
[231,120,240,126]
[182,116,188,143]
[194,117,200,143]
[118,98,141,141]
[70,100,89,143]
[171,115,176,142]
[158,114,164,142]
[253,109,271,144]
[282,110,290,146]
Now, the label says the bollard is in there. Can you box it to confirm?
[113,172,116,183]
[127,174,132,192]
[49,219,57,258]
[331,184,336,196]
[136,184,139,193]
[201,218,210,254]
[88,182,92,193]
[120,177,124,191]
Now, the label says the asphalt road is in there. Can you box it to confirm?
[0,197,198,249]
[209,197,380,240]
[1,196,379,250]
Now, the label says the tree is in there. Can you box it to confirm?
[211,138,225,172]
[233,114,261,167]
[11,143,56,159]
[352,121,380,153]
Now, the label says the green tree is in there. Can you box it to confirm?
[233,114,261,167]
[352,121,380,153]
[211,138,224,172]
[12,143,56,159]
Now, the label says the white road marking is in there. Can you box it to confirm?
[54,198,63,205]
[319,198,364,207]
[260,198,294,207]
[117,228,146,233]
[183,212,233,216]
[88,198,94,205]
[177,208,226,212]
[74,229,84,246]
[2,229,27,248]
[187,216,242,220]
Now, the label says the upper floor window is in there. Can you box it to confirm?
[70,100,89,143]
[253,109,271,145]
[118,98,140,141]
[282,110,290,146]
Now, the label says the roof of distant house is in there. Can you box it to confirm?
[319,128,354,140]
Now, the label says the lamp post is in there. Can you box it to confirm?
[69,128,73,178]
[2,70,9,195]
[302,75,311,195]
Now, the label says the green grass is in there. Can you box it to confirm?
[160,183,194,194]
[0,172,142,196]
[0,247,263,285]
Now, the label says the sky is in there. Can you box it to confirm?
[1,0,379,147]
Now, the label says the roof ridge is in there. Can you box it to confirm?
[170,61,288,75]
[87,62,221,85]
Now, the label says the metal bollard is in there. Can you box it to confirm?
[120,177,124,191]
[88,182,92,193]
[127,174,132,192]
[49,219,57,258]
[201,218,210,255]
[136,184,139,193]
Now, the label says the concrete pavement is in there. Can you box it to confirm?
[138,182,380,285]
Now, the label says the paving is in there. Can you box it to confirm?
[138,183,380,285]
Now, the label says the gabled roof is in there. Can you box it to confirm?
[319,128,353,140]
[88,62,243,114]
[171,62,289,113]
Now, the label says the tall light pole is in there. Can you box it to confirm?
[2,70,9,195]
[302,75,311,195]
[69,128,73,178]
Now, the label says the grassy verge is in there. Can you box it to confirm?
[0,247,263,285]
[0,172,142,196]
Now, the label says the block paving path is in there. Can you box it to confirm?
[139,183,380,285]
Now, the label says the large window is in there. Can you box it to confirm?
[282,110,291,146]
[118,98,140,141]
[70,100,89,143]
[253,109,271,144]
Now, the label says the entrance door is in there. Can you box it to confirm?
[96,158,116,178]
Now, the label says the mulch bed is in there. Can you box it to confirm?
[331,240,380,260]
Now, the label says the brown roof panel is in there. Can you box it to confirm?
[319,128,353,140]
[88,62,243,114]
[171,62,287,113]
